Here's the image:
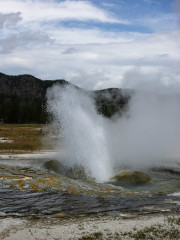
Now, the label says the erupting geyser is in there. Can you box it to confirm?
[47,85,113,182]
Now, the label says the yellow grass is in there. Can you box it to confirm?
[0,124,44,153]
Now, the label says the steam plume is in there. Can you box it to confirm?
[47,84,180,182]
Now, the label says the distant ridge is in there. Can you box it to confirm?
[0,73,130,123]
[0,72,71,123]
[0,72,69,97]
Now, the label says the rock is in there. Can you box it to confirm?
[110,171,151,184]
[43,160,66,175]
[66,165,94,181]
[44,161,94,181]
[152,167,180,176]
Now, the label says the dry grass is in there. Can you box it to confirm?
[0,124,45,153]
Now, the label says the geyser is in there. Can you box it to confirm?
[47,85,180,182]
[47,85,113,182]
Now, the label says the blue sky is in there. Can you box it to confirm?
[82,0,176,33]
[0,0,180,89]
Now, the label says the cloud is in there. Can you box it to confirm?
[0,12,22,29]
[0,31,53,54]
[0,0,127,24]
[47,28,148,44]
[0,29,180,90]
[61,30,180,89]
[65,70,112,89]
[121,67,180,93]
[0,0,179,91]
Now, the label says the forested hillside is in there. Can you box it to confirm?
[0,73,68,123]
[0,73,130,123]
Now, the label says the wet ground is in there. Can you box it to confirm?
[0,154,180,218]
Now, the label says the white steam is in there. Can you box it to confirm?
[47,85,112,182]
[107,92,180,168]
[47,84,180,182]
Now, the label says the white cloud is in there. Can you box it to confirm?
[121,67,180,92]
[0,0,179,91]
[0,0,127,24]
[0,29,180,89]
[0,28,180,90]
[16,31,180,87]
[47,27,148,44]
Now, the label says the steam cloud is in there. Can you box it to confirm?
[47,86,112,182]
[47,84,180,182]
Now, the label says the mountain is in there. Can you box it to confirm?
[0,72,130,123]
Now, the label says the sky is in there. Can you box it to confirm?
[0,0,180,90]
